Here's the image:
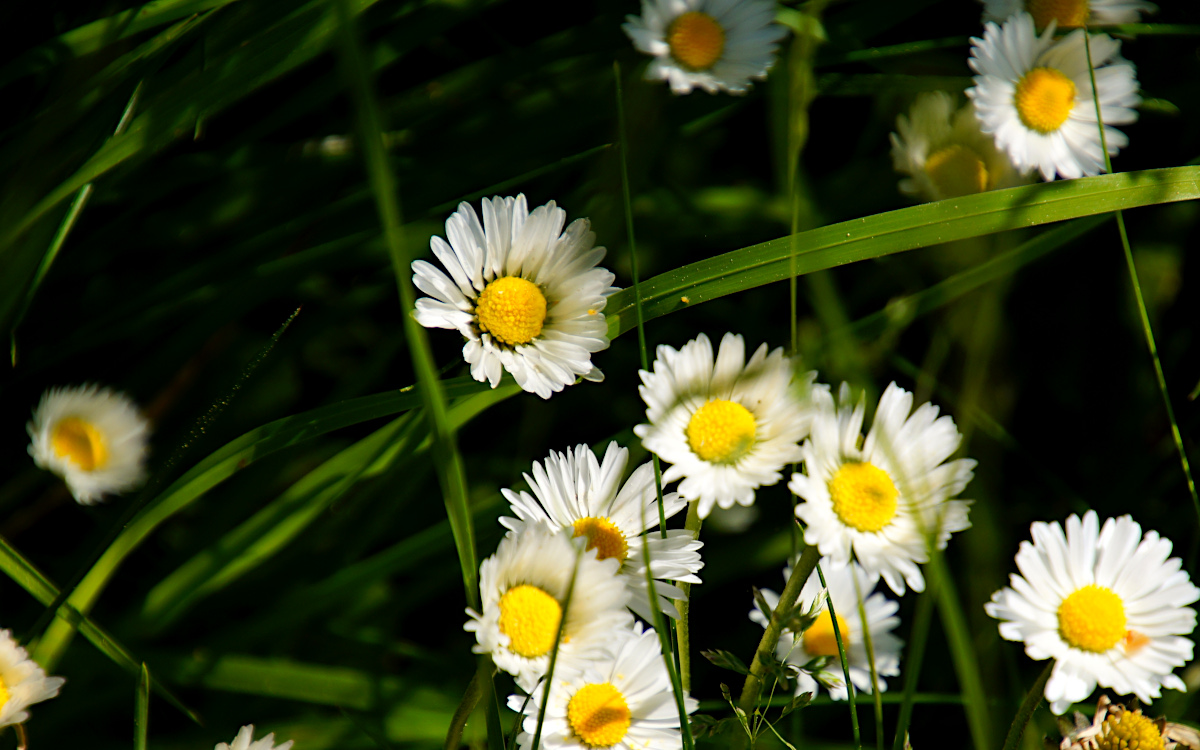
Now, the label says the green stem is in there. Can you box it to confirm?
[930,553,991,750]
[817,561,861,749]
[677,501,702,692]
[852,568,884,750]
[1001,662,1053,750]
[891,580,936,750]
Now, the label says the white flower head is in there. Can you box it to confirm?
[215,725,294,750]
[635,332,821,520]
[27,384,150,505]
[622,0,788,95]
[890,91,1025,202]
[467,523,633,690]
[500,442,704,622]
[0,629,65,728]
[967,12,1140,182]
[986,511,1200,715]
[980,0,1156,29]
[509,622,697,750]
[412,195,617,399]
[792,382,975,596]
[750,557,902,701]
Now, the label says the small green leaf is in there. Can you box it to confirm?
[702,650,751,676]
[780,692,813,718]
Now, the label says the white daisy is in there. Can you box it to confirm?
[890,91,1025,202]
[499,442,704,622]
[967,12,1140,181]
[791,382,974,596]
[466,523,633,690]
[634,332,820,520]
[215,725,294,750]
[622,0,788,95]
[509,622,697,750]
[985,511,1200,715]
[27,384,150,505]
[750,557,902,701]
[412,195,617,400]
[980,0,1156,29]
[0,629,65,728]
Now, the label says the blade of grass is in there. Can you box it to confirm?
[852,566,884,750]
[135,663,151,750]
[890,582,936,750]
[816,560,860,749]
[929,551,991,750]
[1001,662,1052,750]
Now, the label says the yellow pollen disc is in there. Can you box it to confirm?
[1014,67,1077,135]
[686,399,757,464]
[925,144,990,199]
[1026,0,1089,28]
[497,585,562,659]
[828,462,899,533]
[803,610,851,658]
[567,682,632,748]
[1058,584,1126,653]
[667,12,726,71]
[572,517,629,563]
[1097,710,1164,750]
[51,416,108,472]
[475,276,547,347]
[0,675,9,710]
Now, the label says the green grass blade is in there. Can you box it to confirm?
[135,663,151,750]
[815,561,860,749]
[930,552,991,750]
[1001,662,1052,750]
[891,584,936,750]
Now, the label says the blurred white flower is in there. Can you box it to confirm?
[980,0,1156,29]
[0,629,65,728]
[215,725,293,750]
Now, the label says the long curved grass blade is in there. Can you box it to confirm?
[1001,662,1053,750]
[135,663,151,750]
[930,552,991,750]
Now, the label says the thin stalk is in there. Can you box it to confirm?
[531,547,586,750]
[852,568,884,750]
[677,501,702,692]
[445,657,491,750]
[135,663,150,750]
[1001,662,1053,750]
[891,582,936,750]
[1082,29,1200,529]
[816,561,861,749]
[930,552,991,750]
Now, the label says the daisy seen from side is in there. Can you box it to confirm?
[412,195,617,400]
[215,725,294,750]
[622,0,788,95]
[986,510,1199,715]
[635,332,821,520]
[467,523,633,690]
[510,622,696,750]
[499,442,704,622]
[0,629,65,728]
[792,382,975,596]
[27,384,150,505]
[967,12,1140,181]
[980,0,1156,29]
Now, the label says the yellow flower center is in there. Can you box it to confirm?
[497,584,562,658]
[686,399,757,464]
[475,276,547,347]
[51,416,108,472]
[572,517,629,563]
[1058,584,1126,653]
[1097,710,1164,750]
[567,682,632,748]
[0,675,9,711]
[667,11,726,71]
[802,610,851,658]
[1026,0,1089,28]
[828,462,899,532]
[1014,67,1076,135]
[925,144,990,199]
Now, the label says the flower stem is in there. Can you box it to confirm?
[1001,661,1053,750]
[677,501,703,692]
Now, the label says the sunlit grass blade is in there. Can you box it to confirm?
[135,663,151,750]
[891,585,936,750]
[1001,662,1052,750]
[929,552,991,750]
[815,560,860,749]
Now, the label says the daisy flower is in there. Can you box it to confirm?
[466,523,633,690]
[510,623,696,750]
[980,0,1156,29]
[215,725,294,750]
[1059,697,1174,750]
[499,442,704,622]
[986,511,1200,715]
[0,629,65,728]
[890,91,1024,202]
[967,12,1140,181]
[751,557,902,701]
[27,384,150,504]
[791,383,974,595]
[412,195,617,399]
[622,0,788,95]
[635,332,820,520]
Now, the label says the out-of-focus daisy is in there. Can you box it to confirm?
[967,12,1140,181]
[510,623,696,750]
[635,332,820,520]
[466,523,633,690]
[980,0,1156,29]
[412,195,617,399]
[0,629,65,728]
[215,725,294,750]
[986,511,1199,715]
[499,442,703,622]
[622,0,787,95]
[751,557,902,701]
[27,384,150,505]
[890,91,1024,202]
[792,383,974,595]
